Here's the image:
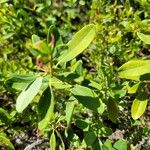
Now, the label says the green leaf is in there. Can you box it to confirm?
[50,131,56,150]
[7,74,36,83]
[33,40,50,54]
[107,98,119,123]
[103,139,112,150]
[0,108,11,124]
[66,101,75,128]
[89,80,102,90]
[71,85,101,112]
[128,83,139,94]
[113,139,127,150]
[6,74,36,91]
[38,87,55,130]
[16,77,43,113]
[32,34,40,44]
[76,119,89,131]
[56,24,96,65]
[49,77,71,89]
[119,60,150,80]
[131,92,148,120]
[0,134,15,150]
[137,32,150,44]
[82,132,97,148]
[130,144,135,150]
[47,25,60,46]
[55,130,65,150]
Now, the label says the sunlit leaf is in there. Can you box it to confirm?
[137,32,150,44]
[56,24,96,65]
[50,131,56,150]
[113,139,127,150]
[66,101,75,128]
[32,34,40,44]
[0,134,15,150]
[33,40,50,54]
[128,83,139,94]
[131,92,148,120]
[119,60,150,80]
[107,98,119,123]
[16,77,43,113]
[49,77,71,89]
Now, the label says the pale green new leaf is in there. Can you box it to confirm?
[0,134,15,150]
[128,83,139,94]
[66,101,75,128]
[118,60,150,80]
[32,34,40,44]
[131,97,148,120]
[56,24,96,65]
[50,131,56,150]
[16,77,43,113]
[137,32,150,44]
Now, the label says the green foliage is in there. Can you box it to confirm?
[16,76,43,113]
[0,0,150,149]
[57,24,96,65]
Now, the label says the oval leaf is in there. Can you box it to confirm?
[56,24,96,65]
[119,60,150,80]
[16,77,43,113]
[137,32,150,44]
[107,98,119,123]
[71,85,101,112]
[131,93,148,120]
[113,139,127,150]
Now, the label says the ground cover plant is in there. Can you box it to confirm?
[0,0,150,149]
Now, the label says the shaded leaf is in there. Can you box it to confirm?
[55,130,65,150]
[38,86,55,130]
[47,25,60,46]
[16,77,43,113]
[71,85,100,112]
[0,108,11,124]
[82,132,97,148]
[107,98,119,123]
[56,24,96,65]
[76,119,89,131]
